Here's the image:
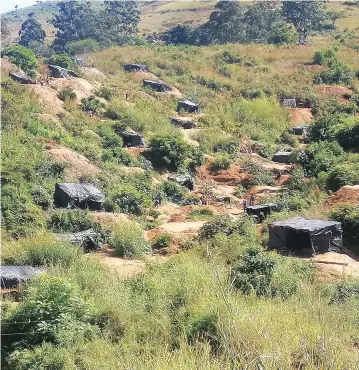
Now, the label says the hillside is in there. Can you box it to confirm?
[1,1,359,369]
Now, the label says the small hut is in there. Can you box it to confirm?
[272,150,293,164]
[176,100,199,114]
[289,125,310,136]
[143,80,171,92]
[55,229,100,252]
[282,98,296,108]
[1,266,43,289]
[269,217,343,255]
[124,64,148,72]
[9,72,36,84]
[118,130,146,147]
[168,172,195,191]
[246,203,278,222]
[54,183,105,210]
[48,64,79,78]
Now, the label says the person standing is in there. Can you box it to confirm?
[249,193,255,206]
[125,91,129,101]
[243,198,248,213]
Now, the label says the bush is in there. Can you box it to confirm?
[211,154,231,172]
[330,280,359,304]
[327,163,359,191]
[213,139,239,154]
[278,131,298,147]
[186,207,214,221]
[98,86,118,101]
[314,61,353,85]
[31,186,52,210]
[47,53,75,69]
[96,124,123,149]
[158,181,187,204]
[1,45,38,72]
[58,87,77,102]
[102,147,140,167]
[65,38,100,55]
[110,221,151,258]
[187,314,219,352]
[330,204,359,247]
[81,96,105,113]
[2,234,82,267]
[241,161,275,189]
[152,233,173,249]
[313,48,337,65]
[48,209,96,233]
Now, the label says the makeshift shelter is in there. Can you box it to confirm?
[272,150,293,164]
[168,173,195,191]
[9,72,36,84]
[246,203,278,222]
[1,266,43,289]
[118,130,146,147]
[289,125,310,136]
[269,217,343,255]
[177,100,199,114]
[170,117,197,129]
[282,98,296,108]
[55,229,100,252]
[124,64,147,72]
[48,64,79,78]
[143,80,171,92]
[54,183,105,210]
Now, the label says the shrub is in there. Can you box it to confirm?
[330,204,359,247]
[241,161,275,189]
[278,131,298,147]
[1,45,38,72]
[65,38,100,55]
[213,139,239,154]
[158,181,187,204]
[211,154,231,172]
[102,147,140,167]
[96,124,123,149]
[313,48,337,65]
[31,186,53,210]
[330,280,359,304]
[314,61,353,85]
[187,314,219,352]
[186,207,214,221]
[327,163,359,191]
[152,233,173,249]
[48,209,96,233]
[110,221,151,258]
[46,53,75,69]
[98,86,118,100]
[81,96,105,113]
[58,87,77,102]
[2,234,82,267]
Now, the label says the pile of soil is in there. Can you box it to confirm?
[315,85,352,98]
[289,108,313,124]
[325,185,359,208]
[28,85,65,115]
[303,65,326,73]
[196,161,245,185]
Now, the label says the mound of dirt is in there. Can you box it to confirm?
[181,128,200,147]
[196,161,245,185]
[325,185,359,208]
[250,154,292,172]
[45,143,101,180]
[1,57,23,74]
[158,221,205,235]
[289,108,313,124]
[80,67,107,80]
[315,85,352,98]
[90,212,129,229]
[28,84,65,115]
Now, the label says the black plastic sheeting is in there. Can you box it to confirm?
[177,100,199,113]
[124,64,147,72]
[272,150,293,164]
[168,172,195,191]
[1,266,44,289]
[289,125,310,136]
[118,131,146,147]
[143,80,171,92]
[170,117,197,129]
[9,72,36,84]
[246,203,278,220]
[55,229,100,252]
[48,64,79,78]
[54,183,105,210]
[269,217,343,255]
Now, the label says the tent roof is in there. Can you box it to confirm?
[246,203,276,211]
[1,266,43,282]
[270,217,341,233]
[179,100,198,107]
[274,150,293,156]
[292,125,310,130]
[56,183,105,202]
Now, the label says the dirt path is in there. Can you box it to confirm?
[250,154,292,171]
[158,221,205,234]
[181,128,200,147]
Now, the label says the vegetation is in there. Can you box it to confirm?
[1,45,38,72]
[18,13,46,47]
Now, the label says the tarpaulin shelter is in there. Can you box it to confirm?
[118,130,146,147]
[1,266,43,289]
[143,80,171,92]
[9,72,36,84]
[48,64,79,78]
[124,64,147,72]
[54,183,105,210]
[168,172,195,190]
[246,203,278,222]
[170,117,197,129]
[289,125,310,136]
[272,150,293,164]
[269,217,343,255]
[282,99,296,108]
[177,100,199,114]
[55,229,100,252]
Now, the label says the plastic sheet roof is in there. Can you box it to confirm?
[56,183,105,203]
[270,217,341,233]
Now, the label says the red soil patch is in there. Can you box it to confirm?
[303,65,326,73]
[289,108,313,125]
[315,85,352,98]
[325,185,359,209]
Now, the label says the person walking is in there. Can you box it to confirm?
[125,91,130,101]
[249,193,255,206]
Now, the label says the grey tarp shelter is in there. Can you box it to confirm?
[54,183,105,210]
[177,100,199,114]
[269,217,343,255]
[48,64,79,78]
[282,99,296,108]
[143,80,171,92]
[124,64,147,72]
[289,125,310,136]
[272,150,293,164]
[1,266,43,289]
[168,173,195,191]
[246,203,278,222]
[117,130,146,147]
[9,72,36,84]
[55,229,100,252]
[170,117,197,129]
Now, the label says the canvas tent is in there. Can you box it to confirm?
[143,80,171,92]
[272,150,293,164]
[55,229,100,252]
[118,130,146,147]
[54,183,105,210]
[289,125,310,136]
[9,72,36,84]
[246,203,278,222]
[1,266,43,289]
[170,117,197,129]
[48,64,79,78]
[168,172,195,191]
[177,100,199,114]
[269,217,343,255]
[124,64,147,72]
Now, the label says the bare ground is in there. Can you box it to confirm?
[289,108,313,125]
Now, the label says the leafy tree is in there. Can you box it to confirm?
[327,162,359,191]
[314,60,353,85]
[268,22,298,44]
[325,9,345,28]
[282,1,325,42]
[164,24,192,45]
[47,53,74,69]
[1,45,38,72]
[331,205,359,248]
[18,13,46,47]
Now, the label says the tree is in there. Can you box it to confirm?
[1,45,38,72]
[19,13,46,47]
[282,1,325,42]
[325,9,345,28]
[164,24,192,45]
